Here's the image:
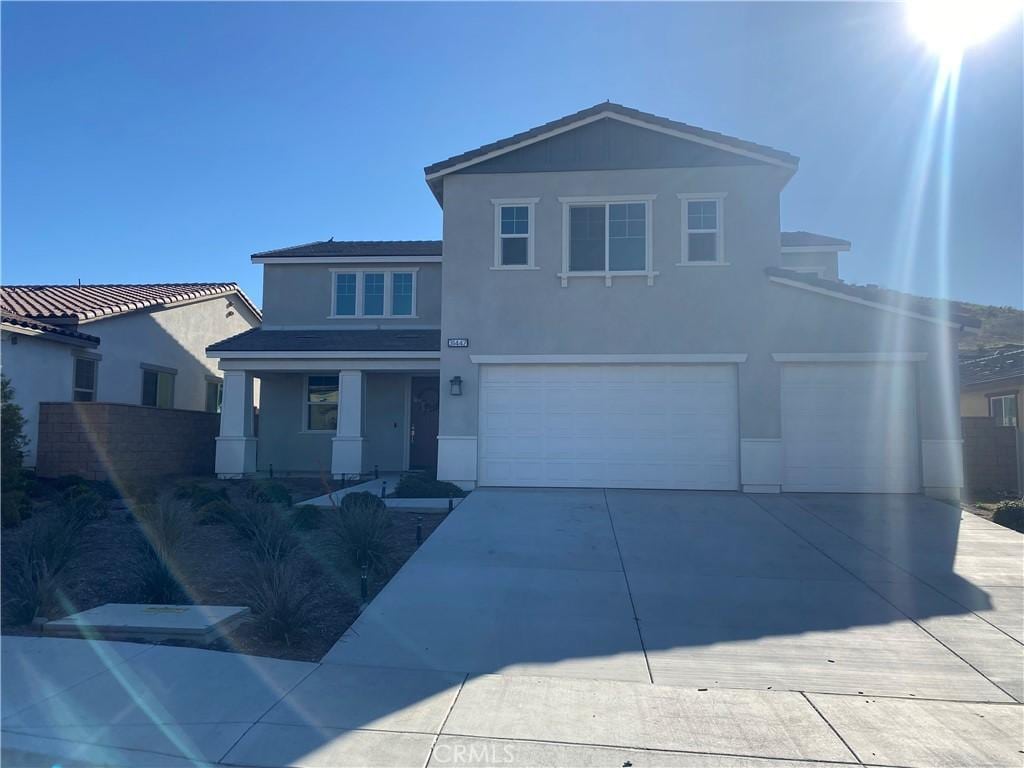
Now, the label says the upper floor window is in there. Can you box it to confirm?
[558,195,656,286]
[331,270,417,317]
[73,356,98,402]
[990,393,1018,427]
[141,365,175,409]
[679,193,726,264]
[492,198,538,269]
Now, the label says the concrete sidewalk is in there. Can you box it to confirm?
[2,489,1022,767]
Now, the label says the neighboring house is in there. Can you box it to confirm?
[779,231,852,281]
[960,344,1023,491]
[2,283,261,467]
[209,102,978,499]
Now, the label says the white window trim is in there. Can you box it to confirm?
[558,194,657,287]
[140,363,176,409]
[492,197,539,270]
[784,265,828,278]
[989,393,1018,427]
[302,373,340,433]
[329,268,419,318]
[72,355,99,402]
[678,193,727,265]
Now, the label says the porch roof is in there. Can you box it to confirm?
[207,328,440,356]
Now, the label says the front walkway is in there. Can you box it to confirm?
[3,491,1022,766]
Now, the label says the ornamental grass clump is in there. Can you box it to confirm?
[4,514,82,624]
[246,556,315,646]
[324,491,395,575]
[133,494,192,604]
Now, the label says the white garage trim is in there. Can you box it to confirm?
[772,352,927,363]
[478,363,739,490]
[470,354,747,364]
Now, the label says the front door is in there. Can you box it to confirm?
[409,376,440,472]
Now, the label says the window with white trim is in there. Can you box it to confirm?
[989,393,1018,427]
[559,196,655,285]
[679,194,726,264]
[205,378,223,413]
[72,357,97,402]
[331,270,417,317]
[492,198,538,268]
[306,375,338,431]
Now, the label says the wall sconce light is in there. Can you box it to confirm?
[449,376,463,396]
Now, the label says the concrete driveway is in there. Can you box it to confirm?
[3,490,1022,767]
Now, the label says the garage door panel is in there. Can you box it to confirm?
[782,364,920,494]
[478,364,738,490]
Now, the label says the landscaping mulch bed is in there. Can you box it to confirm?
[1,479,448,663]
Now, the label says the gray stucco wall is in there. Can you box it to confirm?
[261,263,442,328]
[436,167,961,449]
[86,297,259,411]
[257,372,412,474]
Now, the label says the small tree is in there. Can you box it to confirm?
[1,375,28,487]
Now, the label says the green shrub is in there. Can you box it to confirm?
[2,490,29,528]
[245,481,292,506]
[48,475,89,492]
[393,474,467,499]
[229,501,299,561]
[196,498,237,526]
[324,491,394,573]
[60,485,107,527]
[292,505,323,531]
[133,495,192,604]
[247,556,314,645]
[1,376,28,495]
[3,514,82,623]
[992,499,1024,533]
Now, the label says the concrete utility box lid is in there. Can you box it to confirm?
[44,603,250,644]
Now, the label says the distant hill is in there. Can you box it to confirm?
[951,302,1024,351]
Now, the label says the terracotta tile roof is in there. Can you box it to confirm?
[960,345,1024,387]
[765,267,982,329]
[0,312,100,345]
[208,328,440,355]
[0,283,260,323]
[251,240,442,260]
[424,102,800,181]
[781,231,851,249]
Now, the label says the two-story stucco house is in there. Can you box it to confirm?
[209,103,978,499]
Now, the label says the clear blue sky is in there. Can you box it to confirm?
[3,2,1021,308]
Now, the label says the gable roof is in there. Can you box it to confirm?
[0,311,100,347]
[959,345,1024,387]
[424,102,800,201]
[251,240,442,262]
[781,231,851,250]
[1,283,260,324]
[765,267,982,330]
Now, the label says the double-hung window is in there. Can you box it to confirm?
[331,270,417,317]
[72,357,98,402]
[989,393,1019,427]
[679,193,726,264]
[559,195,655,286]
[493,198,538,268]
[306,375,338,431]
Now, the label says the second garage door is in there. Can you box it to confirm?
[478,363,738,490]
[781,363,921,493]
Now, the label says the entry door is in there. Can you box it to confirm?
[477,364,739,489]
[409,376,440,471]
[781,363,920,493]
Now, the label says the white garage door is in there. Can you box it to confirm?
[478,364,738,490]
[781,364,920,493]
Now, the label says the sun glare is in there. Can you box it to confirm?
[906,0,1021,58]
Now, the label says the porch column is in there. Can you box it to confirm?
[331,370,364,479]
[215,370,256,478]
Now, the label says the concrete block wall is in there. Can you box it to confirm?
[36,402,219,484]
[961,417,1019,497]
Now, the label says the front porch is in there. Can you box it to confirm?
[207,329,443,479]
